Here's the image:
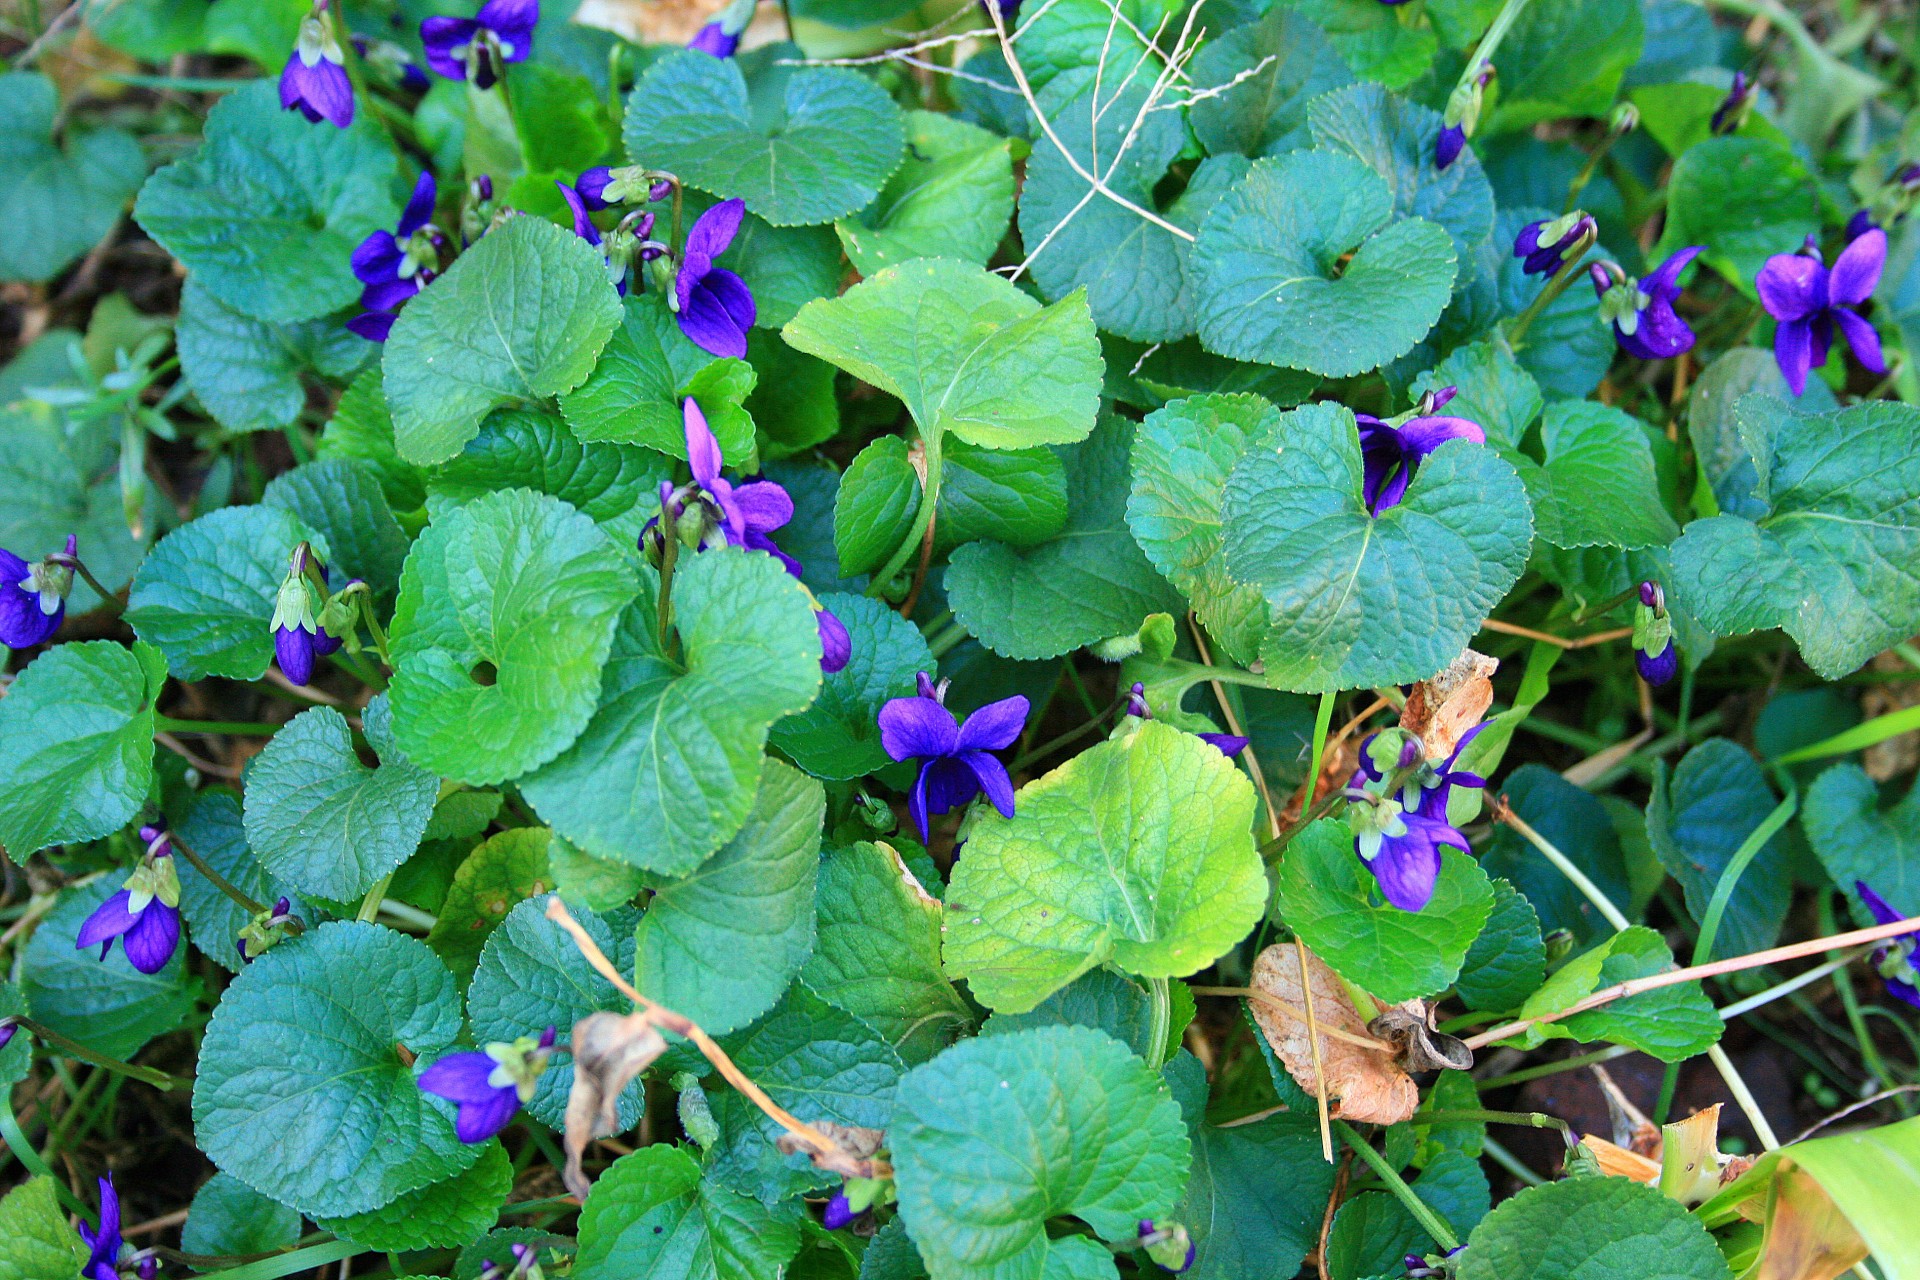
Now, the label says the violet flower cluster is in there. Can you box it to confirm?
[1756,229,1886,396]
[879,674,1028,842]
[76,825,181,976]
[1347,727,1484,913]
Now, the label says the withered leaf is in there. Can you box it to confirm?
[563,1010,667,1199]
[1367,1000,1474,1073]
[1400,648,1498,761]
[775,1120,889,1179]
[1248,943,1416,1125]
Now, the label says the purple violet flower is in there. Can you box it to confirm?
[75,826,181,976]
[0,1019,16,1053]
[1435,125,1466,170]
[80,1174,127,1280]
[1126,682,1248,757]
[1709,72,1752,136]
[878,673,1028,841]
[823,1186,858,1229]
[1138,1220,1195,1273]
[1592,248,1703,361]
[1354,407,1485,516]
[419,1026,558,1143]
[676,199,756,358]
[270,548,339,686]
[681,398,795,562]
[0,533,76,648]
[576,166,617,211]
[817,607,851,675]
[349,172,440,342]
[558,181,659,296]
[1348,730,1477,912]
[688,0,755,56]
[1633,580,1677,687]
[1756,229,1886,396]
[1855,882,1920,1010]
[422,0,537,88]
[1514,212,1596,277]
[280,9,354,128]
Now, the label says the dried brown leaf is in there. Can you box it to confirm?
[776,1121,889,1179]
[1400,648,1498,761]
[1756,1164,1870,1280]
[1249,944,1417,1125]
[1367,1000,1474,1073]
[562,1010,667,1199]
[1579,1134,1662,1183]
[574,0,785,49]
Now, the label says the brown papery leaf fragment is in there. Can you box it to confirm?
[1249,944,1417,1125]
[1755,1164,1870,1280]
[1400,648,1498,761]
[1367,1000,1474,1073]
[775,1121,889,1179]
[562,1010,668,1200]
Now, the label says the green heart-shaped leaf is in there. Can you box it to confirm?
[1805,765,1920,922]
[389,488,637,785]
[520,549,821,872]
[1647,739,1790,959]
[770,593,933,781]
[175,279,371,435]
[837,111,1013,276]
[624,50,903,226]
[1459,1178,1732,1280]
[943,719,1266,1013]
[1517,401,1681,551]
[317,1144,512,1253]
[1192,150,1455,376]
[559,292,757,461]
[575,1146,803,1280]
[1219,401,1532,691]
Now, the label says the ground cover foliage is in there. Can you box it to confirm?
[4,0,1920,1276]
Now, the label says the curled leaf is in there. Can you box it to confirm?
[1400,648,1498,761]
[775,1120,888,1179]
[1248,943,1416,1125]
[563,1010,668,1199]
[1367,999,1474,1073]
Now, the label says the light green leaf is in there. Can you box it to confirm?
[263,459,409,597]
[0,1178,85,1280]
[1646,739,1790,959]
[177,790,306,973]
[1018,75,1245,343]
[946,415,1184,661]
[0,73,145,284]
[1517,401,1680,550]
[1483,0,1645,132]
[574,1145,803,1280]
[1187,11,1354,158]
[193,921,478,1218]
[1220,402,1532,691]
[134,80,399,323]
[833,436,1070,578]
[837,111,1013,276]
[783,257,1103,450]
[1515,926,1721,1062]
[183,1172,303,1259]
[624,50,903,226]
[771,593,933,781]
[1306,82,1496,265]
[1411,340,1542,447]
[520,550,822,872]
[943,719,1265,1013]
[0,640,163,856]
[705,984,903,1203]
[319,1142,512,1252]
[1275,0,1437,89]
[319,368,429,515]
[1192,150,1456,377]
[890,1026,1190,1280]
[383,215,623,465]
[632,758,822,1036]
[1125,391,1283,666]
[549,837,647,913]
[1003,0,1182,93]
[511,62,612,175]
[1805,765,1920,921]
[468,894,642,1132]
[1459,1176,1731,1280]
[802,841,972,1063]
[1454,878,1546,1012]
[427,407,673,549]
[426,827,555,982]
[389,488,637,784]
[126,504,319,681]
[558,292,757,461]
[0,400,150,597]
[1275,819,1495,1003]
[21,877,194,1062]
[1668,397,1920,679]
[176,278,370,434]
[1656,137,1820,292]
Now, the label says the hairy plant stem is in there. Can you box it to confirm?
[170,833,270,918]
[1506,243,1593,349]
[5,1017,181,1090]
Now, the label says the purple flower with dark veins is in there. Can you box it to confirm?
[75,826,181,976]
[1126,682,1247,756]
[1347,729,1475,912]
[675,199,756,358]
[879,673,1028,841]
[1756,229,1886,396]
[1855,882,1920,1010]
[1353,399,1485,516]
[349,172,440,341]
[1592,247,1703,361]
[0,533,75,648]
[688,0,756,56]
[422,0,537,89]
[419,1026,557,1142]
[280,5,354,128]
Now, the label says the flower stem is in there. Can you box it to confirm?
[656,501,681,655]
[1506,244,1593,349]
[1453,0,1533,99]
[1145,977,1172,1071]
[1691,785,1797,965]
[170,834,269,917]
[1336,1120,1459,1252]
[1490,799,1632,931]
[867,440,943,599]
[357,872,395,923]
[9,1017,182,1090]
[47,553,120,610]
